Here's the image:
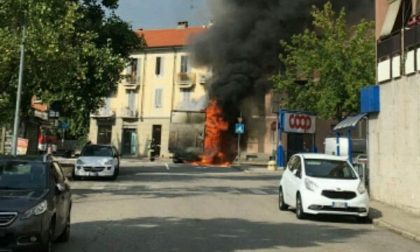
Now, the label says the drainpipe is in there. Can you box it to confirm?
[170,48,178,115]
[140,52,147,121]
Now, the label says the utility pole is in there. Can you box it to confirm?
[11,26,26,156]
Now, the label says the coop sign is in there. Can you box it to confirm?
[283,112,316,134]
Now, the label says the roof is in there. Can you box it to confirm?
[333,113,367,131]
[136,26,207,48]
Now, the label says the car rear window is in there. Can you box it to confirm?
[304,159,357,180]
[81,145,113,157]
[0,161,48,189]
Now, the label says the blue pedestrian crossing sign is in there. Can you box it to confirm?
[235,123,245,134]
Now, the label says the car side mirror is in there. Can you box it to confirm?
[55,184,65,194]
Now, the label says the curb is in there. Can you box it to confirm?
[372,219,420,243]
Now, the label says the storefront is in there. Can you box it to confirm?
[276,110,317,168]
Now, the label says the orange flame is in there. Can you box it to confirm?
[192,100,231,166]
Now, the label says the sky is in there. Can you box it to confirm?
[115,0,212,30]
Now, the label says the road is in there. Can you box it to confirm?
[54,161,420,252]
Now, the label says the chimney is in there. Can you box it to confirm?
[177,21,189,29]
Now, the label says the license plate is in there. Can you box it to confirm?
[90,172,98,176]
[332,202,347,208]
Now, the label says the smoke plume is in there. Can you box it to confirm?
[192,0,373,120]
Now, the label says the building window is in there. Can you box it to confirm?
[126,58,138,83]
[154,89,163,108]
[181,90,191,102]
[180,55,189,73]
[127,91,136,110]
[155,57,162,76]
[97,125,112,145]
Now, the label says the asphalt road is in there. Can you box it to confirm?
[54,161,420,252]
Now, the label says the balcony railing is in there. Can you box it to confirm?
[120,107,138,119]
[91,108,115,118]
[177,72,196,89]
[122,75,140,90]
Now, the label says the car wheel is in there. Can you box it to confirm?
[296,193,307,219]
[40,221,54,252]
[278,187,288,211]
[111,167,118,180]
[57,210,71,242]
[72,170,81,181]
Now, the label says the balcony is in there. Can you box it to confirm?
[177,72,196,89]
[120,107,138,119]
[91,107,115,118]
[122,75,140,90]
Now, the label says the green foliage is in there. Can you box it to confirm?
[0,0,143,137]
[273,2,375,120]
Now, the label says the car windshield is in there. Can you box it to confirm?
[304,159,358,180]
[81,145,113,157]
[0,161,48,189]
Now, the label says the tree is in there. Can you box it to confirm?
[273,2,375,120]
[0,0,143,137]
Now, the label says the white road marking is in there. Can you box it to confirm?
[229,189,241,194]
[91,183,106,190]
[250,189,268,195]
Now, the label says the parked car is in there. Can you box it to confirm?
[73,144,120,180]
[0,155,72,251]
[278,153,369,222]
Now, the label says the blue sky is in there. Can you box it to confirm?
[115,0,212,30]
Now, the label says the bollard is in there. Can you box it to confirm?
[267,160,276,171]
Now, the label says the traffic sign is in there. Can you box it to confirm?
[235,123,245,134]
[58,121,69,129]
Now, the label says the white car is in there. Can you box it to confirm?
[73,144,120,180]
[278,153,369,222]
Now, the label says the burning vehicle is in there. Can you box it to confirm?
[169,101,236,165]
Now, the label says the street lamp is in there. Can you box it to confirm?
[11,26,26,156]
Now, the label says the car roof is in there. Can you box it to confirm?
[0,155,50,162]
[296,153,349,161]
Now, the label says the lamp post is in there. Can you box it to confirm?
[11,26,26,156]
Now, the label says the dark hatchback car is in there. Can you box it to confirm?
[0,155,72,252]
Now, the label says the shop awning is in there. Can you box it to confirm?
[380,0,402,37]
[333,113,367,131]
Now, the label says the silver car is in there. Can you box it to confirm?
[73,145,120,180]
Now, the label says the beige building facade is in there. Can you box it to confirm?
[372,0,420,213]
[89,23,209,158]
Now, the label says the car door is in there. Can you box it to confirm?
[282,156,297,204]
[51,162,71,236]
[288,156,303,207]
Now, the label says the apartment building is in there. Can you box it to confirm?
[89,22,209,157]
[372,0,420,212]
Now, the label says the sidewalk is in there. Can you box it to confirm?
[370,200,420,243]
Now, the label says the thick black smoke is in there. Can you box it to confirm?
[192,0,373,120]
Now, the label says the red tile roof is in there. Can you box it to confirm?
[136,26,207,48]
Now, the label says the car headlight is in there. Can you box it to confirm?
[76,159,85,165]
[21,200,48,219]
[305,178,319,192]
[358,182,367,194]
[104,159,113,165]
